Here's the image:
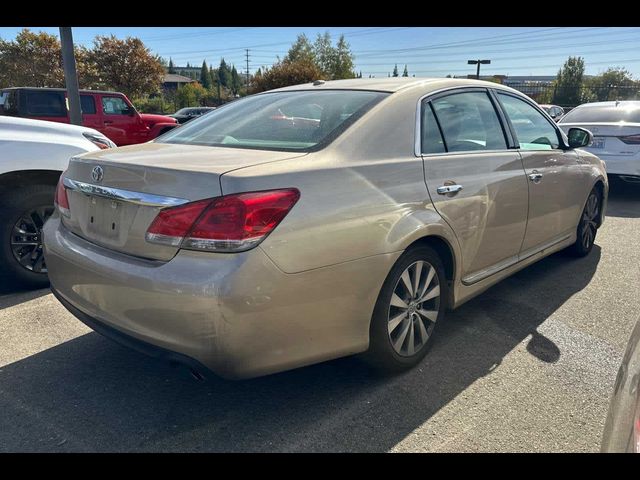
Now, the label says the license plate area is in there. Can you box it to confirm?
[591,136,605,149]
[86,195,123,240]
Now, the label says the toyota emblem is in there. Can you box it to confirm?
[91,166,104,183]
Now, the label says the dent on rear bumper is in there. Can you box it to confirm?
[43,215,400,379]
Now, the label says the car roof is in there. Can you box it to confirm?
[575,100,640,108]
[267,77,519,94]
[1,86,125,96]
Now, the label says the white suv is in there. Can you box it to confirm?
[0,116,115,289]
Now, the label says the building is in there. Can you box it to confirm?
[162,74,195,93]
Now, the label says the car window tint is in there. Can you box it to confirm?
[421,102,446,154]
[497,93,559,150]
[80,95,96,115]
[102,96,130,115]
[431,91,507,152]
[24,91,66,117]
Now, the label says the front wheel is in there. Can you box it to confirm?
[0,184,56,289]
[365,245,448,372]
[567,188,601,257]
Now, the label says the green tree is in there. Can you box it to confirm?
[392,64,399,77]
[284,34,315,64]
[230,65,241,95]
[218,58,231,88]
[250,59,323,93]
[313,32,333,78]
[586,67,639,101]
[402,65,408,77]
[89,35,165,98]
[552,56,588,108]
[331,35,355,79]
[175,82,207,108]
[168,58,175,74]
[200,60,212,89]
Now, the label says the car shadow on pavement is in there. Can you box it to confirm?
[0,287,50,309]
[607,177,640,218]
[0,247,601,452]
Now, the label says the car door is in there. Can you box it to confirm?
[494,91,583,256]
[78,94,102,131]
[421,89,529,284]
[99,94,148,146]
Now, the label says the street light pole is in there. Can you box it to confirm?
[59,27,82,126]
[467,59,491,80]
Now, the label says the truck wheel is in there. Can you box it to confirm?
[0,184,56,289]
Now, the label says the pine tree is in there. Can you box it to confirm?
[402,65,409,77]
[218,58,231,88]
[200,60,212,89]
[231,65,241,95]
[392,64,399,77]
[168,58,175,74]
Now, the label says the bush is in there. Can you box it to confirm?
[132,96,171,114]
[250,59,323,93]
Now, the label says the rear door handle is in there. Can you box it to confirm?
[528,171,543,183]
[437,184,463,195]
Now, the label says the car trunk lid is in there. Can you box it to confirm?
[61,142,306,261]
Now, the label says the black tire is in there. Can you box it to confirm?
[364,245,448,373]
[0,184,56,290]
[567,187,601,258]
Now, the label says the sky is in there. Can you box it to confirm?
[1,26,639,78]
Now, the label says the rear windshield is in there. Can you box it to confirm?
[157,90,388,151]
[560,104,640,123]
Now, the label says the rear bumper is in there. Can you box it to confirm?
[591,152,640,177]
[43,214,397,379]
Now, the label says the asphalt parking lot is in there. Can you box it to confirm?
[0,179,638,452]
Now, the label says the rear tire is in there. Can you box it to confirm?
[567,187,601,258]
[364,245,448,373]
[0,184,55,290]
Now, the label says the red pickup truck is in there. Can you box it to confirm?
[0,87,178,146]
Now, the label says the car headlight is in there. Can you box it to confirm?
[83,132,116,149]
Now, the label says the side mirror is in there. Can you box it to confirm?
[567,127,593,148]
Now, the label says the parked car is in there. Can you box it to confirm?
[43,78,607,380]
[539,104,565,122]
[169,107,216,124]
[559,101,640,184]
[0,87,178,146]
[0,116,115,289]
[601,320,640,452]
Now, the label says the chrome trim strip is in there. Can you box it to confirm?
[461,234,572,285]
[63,178,189,207]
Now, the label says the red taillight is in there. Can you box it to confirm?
[54,173,70,216]
[619,134,640,145]
[145,189,300,252]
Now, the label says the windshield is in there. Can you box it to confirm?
[157,90,388,151]
[560,104,640,123]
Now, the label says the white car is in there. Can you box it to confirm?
[559,101,640,183]
[0,116,115,289]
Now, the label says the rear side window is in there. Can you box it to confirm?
[421,102,446,154]
[24,91,66,117]
[102,96,130,115]
[431,91,507,152]
[80,95,96,114]
[0,90,18,115]
[497,93,560,150]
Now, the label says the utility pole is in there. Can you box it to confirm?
[467,59,491,80]
[245,49,250,96]
[59,27,82,126]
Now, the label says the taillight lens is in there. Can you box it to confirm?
[619,134,640,145]
[83,132,116,149]
[145,188,300,252]
[54,172,70,217]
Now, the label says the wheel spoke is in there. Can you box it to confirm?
[417,309,438,324]
[400,269,413,297]
[406,320,415,356]
[391,293,408,309]
[412,262,423,298]
[418,284,440,304]
[393,318,412,353]
[32,251,45,272]
[388,311,407,334]
[417,315,429,343]
[417,265,435,301]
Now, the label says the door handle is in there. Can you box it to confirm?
[528,171,543,183]
[437,184,463,195]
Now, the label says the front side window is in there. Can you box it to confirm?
[157,90,388,151]
[497,93,560,150]
[102,96,131,115]
[24,91,66,117]
[431,91,507,152]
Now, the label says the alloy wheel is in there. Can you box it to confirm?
[581,192,599,250]
[10,205,54,274]
[388,260,441,357]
